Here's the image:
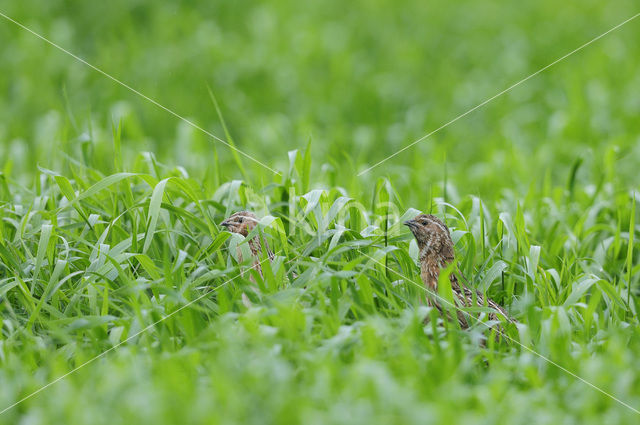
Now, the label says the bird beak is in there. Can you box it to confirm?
[220,220,230,228]
[403,219,415,229]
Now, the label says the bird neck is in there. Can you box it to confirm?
[419,245,452,267]
[248,234,275,261]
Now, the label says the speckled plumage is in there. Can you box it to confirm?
[404,214,513,330]
[220,211,274,278]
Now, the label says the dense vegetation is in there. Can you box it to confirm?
[1,1,639,423]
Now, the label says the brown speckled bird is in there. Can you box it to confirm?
[220,211,275,278]
[404,213,514,330]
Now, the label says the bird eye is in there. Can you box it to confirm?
[238,217,244,223]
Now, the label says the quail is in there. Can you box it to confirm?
[404,213,514,331]
[220,211,275,279]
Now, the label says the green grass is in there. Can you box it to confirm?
[1,1,640,424]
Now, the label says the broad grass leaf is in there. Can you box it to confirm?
[143,178,170,253]
[596,279,627,310]
[75,173,139,203]
[563,277,598,307]
[479,260,508,292]
[33,224,53,289]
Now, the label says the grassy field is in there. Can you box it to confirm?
[1,1,640,423]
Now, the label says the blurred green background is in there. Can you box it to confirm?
[1,1,640,424]
[2,0,639,198]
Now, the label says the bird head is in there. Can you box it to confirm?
[220,211,259,237]
[403,213,453,254]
